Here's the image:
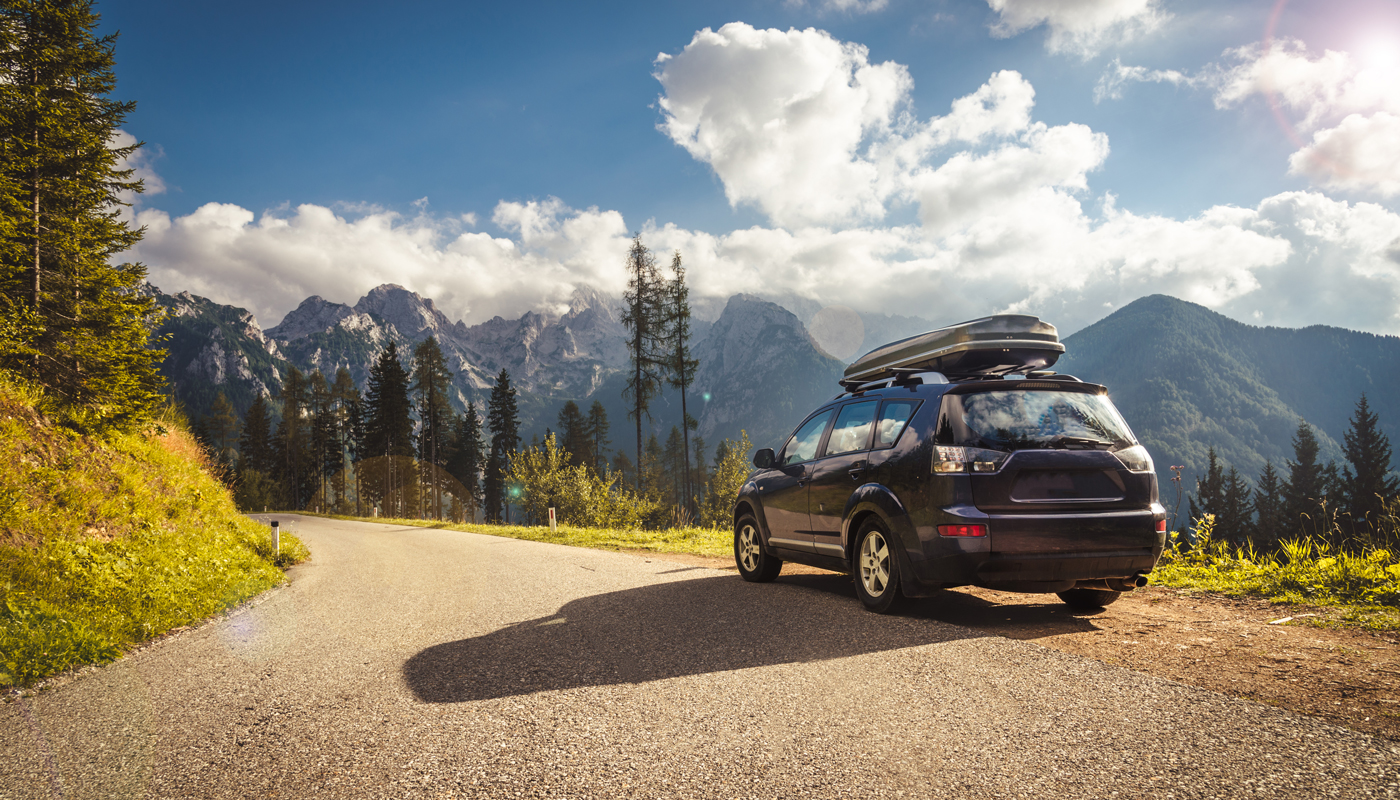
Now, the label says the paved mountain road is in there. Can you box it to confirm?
[2,515,1397,799]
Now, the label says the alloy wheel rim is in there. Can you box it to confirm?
[739,524,761,572]
[860,530,890,597]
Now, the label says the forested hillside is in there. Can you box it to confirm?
[1057,294,1400,495]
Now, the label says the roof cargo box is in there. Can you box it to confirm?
[843,314,1063,384]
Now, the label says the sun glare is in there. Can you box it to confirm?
[1356,33,1400,71]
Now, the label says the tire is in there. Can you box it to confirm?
[734,513,782,582]
[1056,588,1122,609]
[853,517,903,613]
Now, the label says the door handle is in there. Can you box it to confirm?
[848,464,866,480]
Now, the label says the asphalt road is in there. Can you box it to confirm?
[2,515,1397,799]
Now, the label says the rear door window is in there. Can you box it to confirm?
[824,401,879,456]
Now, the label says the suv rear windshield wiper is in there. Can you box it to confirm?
[1046,436,1114,449]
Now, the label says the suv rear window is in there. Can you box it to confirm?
[937,390,1137,451]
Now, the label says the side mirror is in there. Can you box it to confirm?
[752,448,775,469]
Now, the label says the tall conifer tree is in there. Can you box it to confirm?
[663,251,700,513]
[238,394,274,476]
[485,369,519,523]
[1188,447,1224,524]
[273,367,310,509]
[557,400,588,468]
[620,234,665,490]
[1341,393,1398,527]
[1252,460,1286,548]
[1283,419,1325,531]
[411,336,453,519]
[0,0,164,426]
[363,342,414,515]
[447,402,484,521]
[586,400,610,475]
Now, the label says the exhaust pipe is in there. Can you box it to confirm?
[1074,574,1149,592]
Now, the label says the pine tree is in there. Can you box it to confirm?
[411,336,453,520]
[272,367,310,509]
[557,400,589,469]
[1218,467,1251,546]
[1341,393,1399,528]
[620,234,666,491]
[238,394,275,477]
[0,0,164,428]
[663,425,685,510]
[307,370,337,510]
[1252,460,1286,548]
[1283,419,1325,534]
[485,369,520,523]
[363,342,415,516]
[611,450,636,490]
[663,251,700,514]
[691,435,708,509]
[641,433,665,500]
[447,402,484,521]
[586,400,611,475]
[330,367,358,513]
[204,391,241,474]
[1188,447,1224,524]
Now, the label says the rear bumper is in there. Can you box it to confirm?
[900,505,1167,595]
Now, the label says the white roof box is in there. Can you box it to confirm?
[843,314,1063,385]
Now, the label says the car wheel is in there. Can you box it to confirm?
[1056,588,1122,609]
[734,513,781,582]
[853,517,903,613]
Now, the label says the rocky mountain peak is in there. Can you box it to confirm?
[266,296,354,342]
[353,284,454,341]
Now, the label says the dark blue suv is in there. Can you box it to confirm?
[733,370,1167,613]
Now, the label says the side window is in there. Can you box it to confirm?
[780,410,834,466]
[824,401,879,457]
[875,400,921,449]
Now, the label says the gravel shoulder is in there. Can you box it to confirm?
[649,549,1400,741]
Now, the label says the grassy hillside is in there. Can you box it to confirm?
[1058,295,1400,496]
[0,377,307,688]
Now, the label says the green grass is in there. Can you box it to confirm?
[1151,515,1400,630]
[0,377,308,688]
[316,512,734,559]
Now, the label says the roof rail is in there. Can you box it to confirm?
[835,370,948,398]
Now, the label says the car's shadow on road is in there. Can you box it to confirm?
[404,573,989,703]
[774,573,1105,641]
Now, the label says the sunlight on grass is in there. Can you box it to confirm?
[0,376,307,688]
[1152,515,1400,630]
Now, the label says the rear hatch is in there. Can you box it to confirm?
[935,380,1157,553]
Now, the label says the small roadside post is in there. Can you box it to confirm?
[270,520,280,557]
[548,507,556,532]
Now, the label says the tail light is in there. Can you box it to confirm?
[1155,519,1167,533]
[938,524,987,537]
[933,446,1009,474]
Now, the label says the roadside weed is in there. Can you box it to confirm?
[1153,514,1400,629]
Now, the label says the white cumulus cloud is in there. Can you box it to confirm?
[985,0,1169,58]
[132,199,631,329]
[1211,38,1400,196]
[126,24,1400,340]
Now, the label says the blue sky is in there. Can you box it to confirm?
[105,0,1400,338]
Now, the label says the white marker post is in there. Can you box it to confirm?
[270,520,280,558]
[548,507,556,532]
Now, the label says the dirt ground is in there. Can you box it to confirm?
[636,550,1400,742]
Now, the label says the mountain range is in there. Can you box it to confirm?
[150,284,1399,499]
